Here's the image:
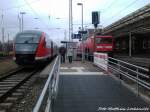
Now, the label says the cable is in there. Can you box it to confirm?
[23,0,50,30]
[0,0,41,12]
[104,0,139,24]
[101,0,119,13]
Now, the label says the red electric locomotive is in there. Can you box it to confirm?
[77,35,114,59]
[13,30,58,65]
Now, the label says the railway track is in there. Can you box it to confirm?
[0,56,12,63]
[0,67,41,111]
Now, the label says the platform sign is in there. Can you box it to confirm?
[94,52,108,71]
[78,30,87,34]
[67,42,77,49]
[72,34,81,39]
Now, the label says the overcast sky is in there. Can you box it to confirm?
[0,0,150,44]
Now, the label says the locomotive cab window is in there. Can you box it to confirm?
[96,38,112,44]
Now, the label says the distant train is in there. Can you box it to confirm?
[13,30,58,65]
[77,35,114,60]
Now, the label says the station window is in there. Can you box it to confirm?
[122,41,126,50]
[148,40,150,49]
[143,40,147,49]
[115,42,120,50]
[132,39,135,50]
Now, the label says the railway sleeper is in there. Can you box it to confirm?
[0,110,6,112]
[0,69,39,111]
[2,80,22,82]
[0,87,12,90]
[0,82,18,84]
[16,89,26,93]
[0,91,8,94]
[6,97,18,102]
[12,92,23,96]
[0,102,13,109]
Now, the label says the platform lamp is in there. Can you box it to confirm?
[77,2,84,62]
[20,12,26,32]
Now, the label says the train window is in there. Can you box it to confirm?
[96,38,112,44]
[15,33,41,44]
[15,44,38,52]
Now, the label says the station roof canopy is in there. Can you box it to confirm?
[103,4,150,34]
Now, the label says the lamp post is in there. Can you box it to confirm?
[69,0,73,42]
[77,3,84,62]
[20,12,26,32]
[18,14,21,32]
[34,17,39,30]
[1,14,5,53]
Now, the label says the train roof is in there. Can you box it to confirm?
[16,30,44,35]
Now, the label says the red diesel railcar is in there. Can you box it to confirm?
[13,30,58,65]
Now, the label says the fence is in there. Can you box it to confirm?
[108,57,150,95]
[33,56,60,112]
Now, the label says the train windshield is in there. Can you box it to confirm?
[15,33,41,44]
[96,37,112,44]
[15,44,38,53]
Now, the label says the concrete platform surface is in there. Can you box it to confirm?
[60,61,105,73]
[53,61,149,112]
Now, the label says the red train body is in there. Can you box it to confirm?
[94,35,114,52]
[13,30,58,65]
[77,35,114,58]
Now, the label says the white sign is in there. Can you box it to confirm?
[94,52,108,71]
[67,42,77,49]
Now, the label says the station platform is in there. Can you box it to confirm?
[53,61,149,112]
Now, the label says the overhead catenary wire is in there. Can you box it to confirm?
[105,0,139,22]
[0,0,41,12]
[101,0,119,13]
[0,0,43,32]
[23,0,50,30]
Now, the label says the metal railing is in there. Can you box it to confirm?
[84,53,93,61]
[108,57,150,95]
[33,56,60,112]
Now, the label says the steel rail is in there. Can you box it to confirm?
[0,67,24,81]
